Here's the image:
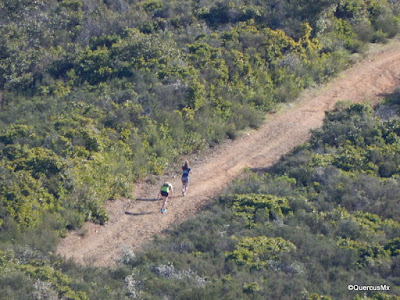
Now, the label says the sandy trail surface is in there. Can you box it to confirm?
[56,41,400,267]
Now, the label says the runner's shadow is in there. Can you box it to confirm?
[135,198,160,202]
[125,211,154,216]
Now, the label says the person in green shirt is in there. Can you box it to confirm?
[159,181,173,213]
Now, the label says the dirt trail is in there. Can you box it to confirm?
[56,41,400,267]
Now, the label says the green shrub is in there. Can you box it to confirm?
[226,236,296,269]
[372,30,389,43]
[337,238,390,266]
[221,193,292,227]
[385,238,400,256]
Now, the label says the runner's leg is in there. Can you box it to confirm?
[182,178,188,196]
[182,179,185,196]
[161,195,168,212]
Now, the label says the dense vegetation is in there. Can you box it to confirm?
[0,0,400,299]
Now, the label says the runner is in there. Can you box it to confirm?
[159,181,173,213]
[181,160,191,196]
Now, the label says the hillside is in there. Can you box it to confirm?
[1,0,400,299]
[57,40,400,267]
[1,0,400,235]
